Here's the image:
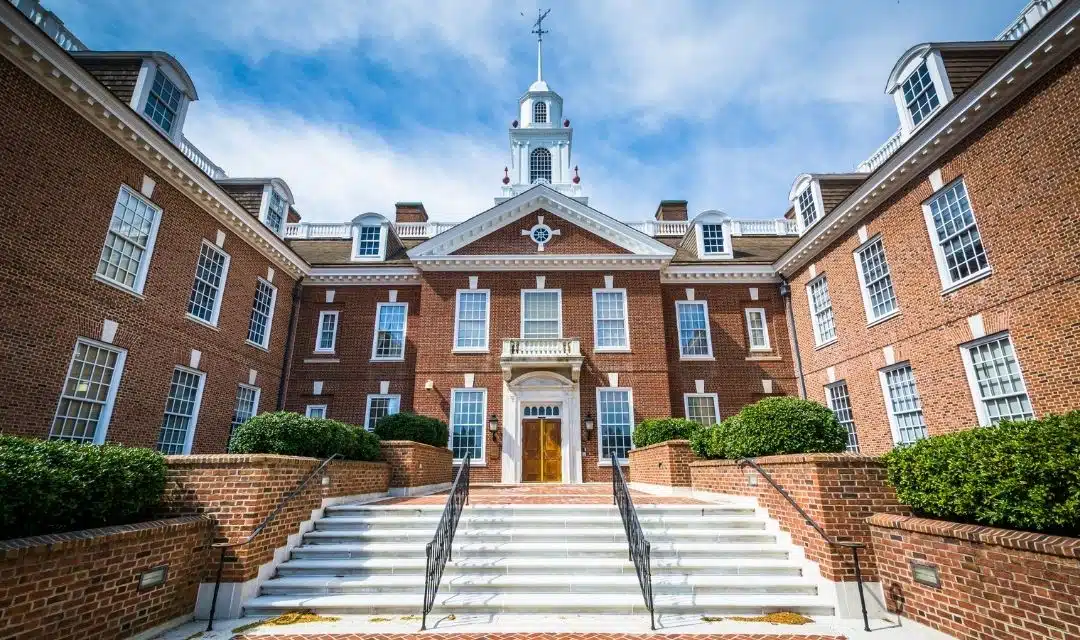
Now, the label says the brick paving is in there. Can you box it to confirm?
[233,635,845,640]
[368,483,709,505]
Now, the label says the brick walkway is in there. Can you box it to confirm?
[369,483,709,505]
[233,635,845,640]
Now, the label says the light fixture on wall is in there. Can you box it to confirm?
[488,413,500,443]
[582,413,595,455]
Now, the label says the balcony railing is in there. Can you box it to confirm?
[9,0,86,52]
[856,127,903,174]
[628,220,689,236]
[179,136,227,179]
[732,219,798,235]
[997,0,1058,40]
[285,222,351,239]
[501,338,583,380]
[395,221,456,239]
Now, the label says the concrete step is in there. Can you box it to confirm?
[301,527,778,545]
[289,541,793,560]
[324,504,756,518]
[315,514,767,530]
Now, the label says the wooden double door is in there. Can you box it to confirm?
[522,418,562,483]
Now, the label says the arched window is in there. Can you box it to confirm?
[533,101,547,124]
[530,148,552,184]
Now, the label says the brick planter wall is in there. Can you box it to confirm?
[628,440,696,488]
[0,516,212,640]
[379,440,453,490]
[690,454,909,581]
[869,514,1080,640]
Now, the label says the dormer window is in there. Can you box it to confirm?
[264,190,287,235]
[355,226,381,256]
[143,69,183,134]
[797,186,818,228]
[901,62,940,126]
[530,148,552,183]
[533,101,547,124]
[692,211,733,260]
[700,224,725,255]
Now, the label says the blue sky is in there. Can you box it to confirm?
[51,0,1025,222]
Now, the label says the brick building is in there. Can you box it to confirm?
[1,0,1077,481]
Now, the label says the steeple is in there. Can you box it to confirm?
[532,8,549,89]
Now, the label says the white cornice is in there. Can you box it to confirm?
[306,267,421,286]
[412,254,670,272]
[661,265,781,284]
[775,2,1080,277]
[0,5,310,278]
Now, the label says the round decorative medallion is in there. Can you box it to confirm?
[530,225,552,245]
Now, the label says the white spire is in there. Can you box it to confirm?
[530,9,550,89]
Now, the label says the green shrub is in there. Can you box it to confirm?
[373,412,449,448]
[0,436,166,539]
[884,413,1080,535]
[228,412,380,461]
[695,397,847,460]
[632,418,700,448]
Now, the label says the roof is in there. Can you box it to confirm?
[885,41,1012,92]
[671,233,797,265]
[288,240,414,267]
[70,50,198,100]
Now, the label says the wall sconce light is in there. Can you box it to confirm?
[584,413,595,434]
[424,379,434,390]
[582,413,595,455]
[488,413,500,443]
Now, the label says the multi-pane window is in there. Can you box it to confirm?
[315,311,339,353]
[684,394,719,426]
[372,303,407,360]
[902,62,940,126]
[925,180,989,287]
[96,186,161,293]
[533,100,547,124]
[522,291,561,339]
[826,382,859,453]
[593,290,629,350]
[701,224,726,255]
[355,226,382,257]
[454,290,490,351]
[365,394,401,431]
[143,69,183,134]
[246,279,277,348]
[450,389,485,461]
[50,339,126,444]
[230,384,260,438]
[855,238,898,321]
[157,367,205,455]
[963,334,1033,424]
[676,301,712,358]
[744,308,770,351]
[797,187,818,229]
[807,276,836,345]
[530,148,552,183]
[265,190,287,234]
[598,389,633,462]
[306,405,327,419]
[187,242,230,325]
[882,364,928,445]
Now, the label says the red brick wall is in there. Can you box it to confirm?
[0,56,298,453]
[628,440,696,487]
[0,516,212,640]
[451,210,631,255]
[869,514,1080,640]
[787,51,1080,456]
[690,454,909,581]
[161,455,389,582]
[380,440,453,488]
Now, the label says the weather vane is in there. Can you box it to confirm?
[530,8,550,43]
[522,8,551,82]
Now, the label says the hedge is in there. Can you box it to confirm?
[883,413,1080,535]
[632,418,700,448]
[228,412,381,461]
[372,412,449,448]
[0,437,166,539]
[691,397,847,460]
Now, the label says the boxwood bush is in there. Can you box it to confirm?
[0,436,166,539]
[228,411,380,461]
[884,413,1080,535]
[692,397,847,460]
[632,418,700,448]
[372,412,449,448]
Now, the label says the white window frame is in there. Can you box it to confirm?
[520,289,563,339]
[878,362,929,446]
[351,223,387,261]
[592,288,630,352]
[230,383,261,436]
[921,178,992,293]
[94,185,163,296]
[305,404,327,419]
[49,338,128,445]
[683,392,720,426]
[597,387,635,466]
[675,300,714,360]
[960,332,1033,426]
[825,380,860,453]
[186,240,231,328]
[453,289,491,353]
[806,275,837,347]
[258,185,289,236]
[891,51,953,139]
[315,310,339,354]
[156,366,206,455]
[246,277,278,350]
[693,216,733,259]
[449,387,487,464]
[371,302,408,361]
[364,393,401,431]
[853,235,900,324]
[131,61,190,142]
[743,307,771,352]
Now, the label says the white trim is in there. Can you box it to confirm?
[257,184,290,237]
[161,365,206,455]
[185,239,231,328]
[245,276,278,350]
[789,177,825,234]
[805,274,836,347]
[674,299,714,360]
[921,177,992,292]
[596,386,634,465]
[131,59,191,143]
[314,310,339,354]
[411,254,670,272]
[49,337,128,445]
[660,264,781,283]
[363,393,401,431]
[449,387,487,464]
[370,302,408,361]
[452,288,491,353]
[305,404,327,419]
[95,184,162,296]
[306,266,421,286]
[591,288,630,352]
[683,392,720,425]
[351,217,390,262]
[692,211,734,260]
[520,289,563,339]
[959,331,1032,426]
[232,383,261,434]
[743,307,771,351]
[878,362,926,446]
[891,50,954,140]
[852,234,900,324]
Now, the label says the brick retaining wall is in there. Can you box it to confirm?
[380,440,453,489]
[627,440,696,487]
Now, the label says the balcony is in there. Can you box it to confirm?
[500,338,583,381]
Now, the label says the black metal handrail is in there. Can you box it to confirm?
[421,455,471,630]
[611,454,655,630]
[737,457,871,632]
[205,453,343,631]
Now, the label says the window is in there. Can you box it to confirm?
[961,334,1033,425]
[797,186,818,229]
[523,405,560,418]
[855,238,898,322]
[156,367,205,455]
[744,308,770,351]
[700,224,726,255]
[454,290,490,351]
[246,278,277,348]
[187,241,230,326]
[315,311,339,353]
[675,300,713,359]
[306,404,327,419]
[365,394,401,431]
[807,276,836,346]
[924,180,989,288]
[264,190,287,234]
[881,364,928,445]
[230,384,260,438]
[96,185,161,293]
[450,389,485,461]
[533,100,547,124]
[598,388,633,462]
[826,382,859,453]
[902,62,940,126]
[593,289,629,351]
[522,290,561,339]
[684,393,720,426]
[372,303,407,360]
[50,339,126,444]
[530,148,552,183]
[143,69,183,134]
[354,225,382,257]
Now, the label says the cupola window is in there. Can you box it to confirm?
[143,69,183,134]
[533,100,547,124]
[529,148,552,184]
[901,62,940,126]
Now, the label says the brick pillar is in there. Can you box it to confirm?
[395,202,428,223]
[654,200,688,221]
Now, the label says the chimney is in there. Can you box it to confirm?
[395,202,428,223]
[655,200,688,222]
